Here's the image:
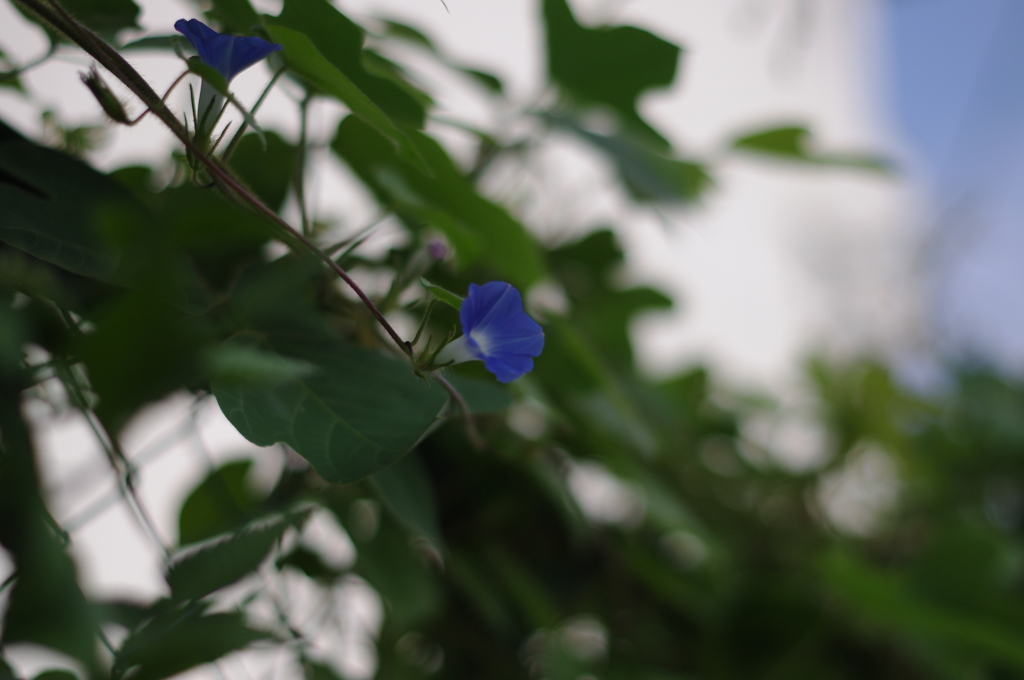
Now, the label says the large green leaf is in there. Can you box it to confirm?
[167,515,295,601]
[75,286,213,430]
[264,25,428,174]
[114,609,269,680]
[543,0,680,149]
[331,116,546,287]
[178,461,265,546]
[0,119,147,280]
[270,0,425,127]
[212,336,448,483]
[445,375,514,414]
[372,452,442,544]
[67,0,140,37]
[228,132,296,213]
[354,512,442,631]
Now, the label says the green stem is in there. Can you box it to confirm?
[0,42,56,83]
[0,570,16,595]
[436,375,482,448]
[55,356,171,561]
[222,66,286,162]
[296,93,312,236]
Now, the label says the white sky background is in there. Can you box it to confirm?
[0,0,922,677]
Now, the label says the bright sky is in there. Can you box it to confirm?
[884,0,1024,375]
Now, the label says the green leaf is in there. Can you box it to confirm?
[2,543,97,666]
[332,116,546,287]
[275,545,344,581]
[362,50,435,112]
[543,0,680,149]
[213,336,448,484]
[462,68,504,94]
[733,125,807,157]
[178,461,265,545]
[372,453,442,544]
[206,0,260,33]
[421,278,463,309]
[549,114,710,203]
[119,35,179,51]
[0,655,17,680]
[0,47,25,92]
[264,24,429,173]
[379,18,504,94]
[732,125,891,172]
[0,305,26,374]
[445,375,513,414]
[0,392,97,670]
[75,287,213,429]
[167,515,295,601]
[549,229,672,365]
[228,132,296,212]
[305,663,345,680]
[0,118,148,279]
[379,19,435,49]
[819,549,1024,671]
[114,609,269,680]
[159,184,270,296]
[271,0,426,127]
[355,512,442,630]
[205,340,317,388]
[32,671,76,680]
[59,0,140,40]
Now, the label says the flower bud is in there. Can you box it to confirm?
[80,67,130,125]
[427,240,448,261]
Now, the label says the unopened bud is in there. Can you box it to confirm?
[80,67,131,125]
[427,240,448,261]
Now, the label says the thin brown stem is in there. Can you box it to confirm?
[124,70,191,125]
[296,93,312,236]
[436,375,483,449]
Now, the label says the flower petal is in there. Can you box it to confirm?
[458,281,544,382]
[175,19,281,82]
[483,353,535,384]
[460,282,513,334]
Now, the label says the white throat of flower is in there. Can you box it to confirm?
[435,334,482,366]
[196,80,227,140]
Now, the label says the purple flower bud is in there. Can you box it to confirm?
[427,240,448,261]
[174,19,281,84]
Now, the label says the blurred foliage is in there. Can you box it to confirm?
[1,1,1020,680]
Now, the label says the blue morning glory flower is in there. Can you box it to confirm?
[174,19,281,84]
[437,282,544,383]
